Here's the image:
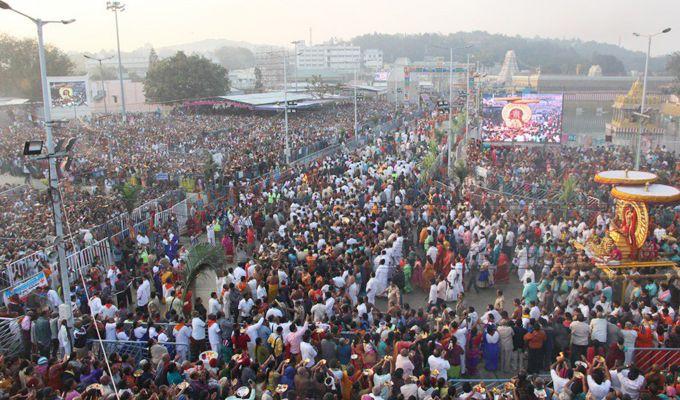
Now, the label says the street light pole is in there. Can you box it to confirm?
[465,53,471,144]
[283,50,289,164]
[0,1,75,327]
[84,55,114,114]
[354,68,358,137]
[107,1,127,122]
[291,40,303,93]
[448,47,453,179]
[632,28,671,170]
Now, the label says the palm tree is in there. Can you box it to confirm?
[558,175,578,204]
[453,159,469,186]
[557,175,579,218]
[183,243,227,290]
[119,182,142,213]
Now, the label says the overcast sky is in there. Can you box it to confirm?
[1,0,678,56]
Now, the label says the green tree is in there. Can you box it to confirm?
[558,175,578,204]
[307,74,332,98]
[667,52,680,93]
[254,67,264,92]
[89,65,118,81]
[591,53,626,76]
[214,46,255,70]
[0,34,74,100]
[183,243,227,289]
[118,182,142,213]
[143,51,229,103]
[203,152,217,184]
[148,47,159,68]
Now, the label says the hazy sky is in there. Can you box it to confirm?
[1,0,678,56]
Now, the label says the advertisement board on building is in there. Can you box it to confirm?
[481,93,563,143]
[374,71,390,82]
[46,76,92,120]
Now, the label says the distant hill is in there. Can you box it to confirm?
[154,38,262,57]
[351,31,670,75]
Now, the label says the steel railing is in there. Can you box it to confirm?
[89,339,189,364]
[631,347,680,373]
[0,317,21,357]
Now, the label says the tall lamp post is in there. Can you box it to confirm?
[432,44,472,180]
[106,1,127,122]
[632,28,671,170]
[283,50,290,164]
[354,67,358,137]
[0,0,75,326]
[291,40,304,92]
[84,54,114,113]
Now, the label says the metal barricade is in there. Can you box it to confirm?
[90,339,189,364]
[632,347,680,373]
[448,377,551,391]
[0,317,21,357]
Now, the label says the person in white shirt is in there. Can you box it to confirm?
[238,295,255,319]
[173,318,192,362]
[104,319,117,341]
[529,302,541,321]
[427,280,438,306]
[47,289,63,310]
[365,273,378,305]
[190,311,206,360]
[310,299,326,322]
[620,322,638,365]
[207,315,222,353]
[587,362,612,400]
[100,302,118,320]
[395,348,415,377]
[208,292,221,316]
[136,233,150,246]
[57,320,71,358]
[115,325,129,341]
[427,349,451,380]
[299,332,317,367]
[245,317,264,358]
[136,278,151,311]
[88,294,103,316]
[613,367,645,400]
[590,312,608,348]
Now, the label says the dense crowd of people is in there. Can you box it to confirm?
[0,101,392,264]
[1,102,680,400]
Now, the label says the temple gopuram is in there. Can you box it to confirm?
[605,78,665,147]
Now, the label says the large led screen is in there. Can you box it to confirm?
[481,93,563,143]
[49,80,88,108]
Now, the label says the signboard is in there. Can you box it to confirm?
[374,71,390,82]
[3,271,48,302]
[49,81,87,108]
[481,93,563,143]
[46,75,92,120]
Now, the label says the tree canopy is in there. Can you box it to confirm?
[214,46,255,70]
[351,32,664,75]
[143,51,229,103]
[668,52,680,93]
[0,34,75,100]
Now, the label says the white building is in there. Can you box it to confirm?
[296,42,361,73]
[229,68,256,91]
[363,49,383,70]
[84,56,150,78]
